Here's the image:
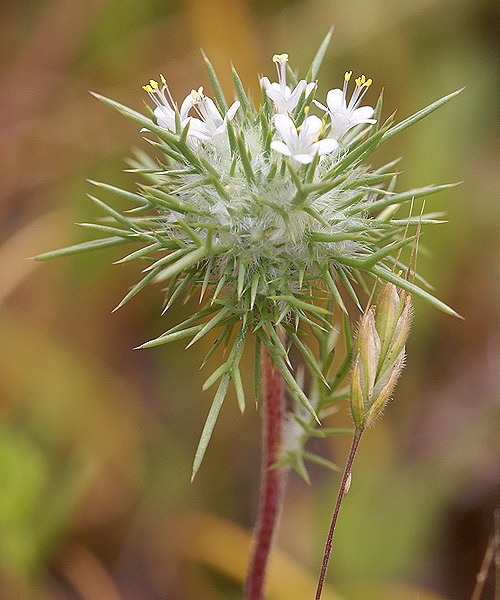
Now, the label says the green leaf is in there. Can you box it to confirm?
[369,89,384,135]
[200,49,228,113]
[232,365,245,413]
[188,301,234,347]
[320,264,347,313]
[202,361,231,391]
[310,428,354,437]
[288,330,328,385]
[307,26,334,82]
[87,180,149,206]
[90,92,179,147]
[153,247,207,284]
[113,264,164,310]
[269,295,330,315]
[146,248,191,275]
[237,133,255,183]
[162,271,197,312]
[135,325,204,349]
[76,222,142,239]
[369,264,461,317]
[114,241,162,264]
[325,126,388,179]
[192,374,231,480]
[349,182,460,216]
[202,324,233,366]
[302,451,341,472]
[88,195,141,231]
[161,305,221,337]
[231,64,252,115]
[257,330,319,424]
[33,236,129,260]
[381,88,464,143]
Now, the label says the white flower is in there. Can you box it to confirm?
[260,53,316,114]
[187,87,240,142]
[315,72,375,139]
[143,75,192,131]
[270,113,338,164]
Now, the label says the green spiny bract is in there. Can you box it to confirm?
[36,31,460,477]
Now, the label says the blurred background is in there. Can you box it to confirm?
[1,0,500,598]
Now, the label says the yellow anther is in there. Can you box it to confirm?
[142,85,153,93]
[344,71,352,82]
[149,79,159,90]
[365,78,372,87]
[304,105,310,115]
[160,74,167,86]
[272,53,289,64]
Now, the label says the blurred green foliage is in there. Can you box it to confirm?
[1,0,500,599]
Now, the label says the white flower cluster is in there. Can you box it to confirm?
[262,54,374,163]
[143,77,240,143]
[144,54,375,165]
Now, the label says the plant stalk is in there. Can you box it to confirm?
[315,427,364,600]
[244,344,288,600]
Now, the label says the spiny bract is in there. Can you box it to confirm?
[36,31,459,476]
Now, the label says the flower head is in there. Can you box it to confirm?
[260,53,316,114]
[315,71,376,139]
[271,112,338,164]
[40,37,459,475]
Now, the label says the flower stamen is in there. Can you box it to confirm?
[273,53,289,96]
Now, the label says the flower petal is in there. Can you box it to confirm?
[286,79,306,106]
[292,153,314,164]
[300,115,323,138]
[180,94,194,119]
[352,106,375,122]
[260,76,271,90]
[305,81,317,98]
[186,118,211,141]
[270,140,293,157]
[273,114,297,146]
[204,98,224,127]
[312,138,339,155]
[226,100,241,121]
[313,99,328,112]
[326,88,344,113]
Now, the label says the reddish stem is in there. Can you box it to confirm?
[315,428,364,600]
[244,345,287,600]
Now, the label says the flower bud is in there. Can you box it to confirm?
[350,354,365,428]
[350,283,412,428]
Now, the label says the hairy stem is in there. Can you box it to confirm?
[315,427,364,600]
[244,344,288,600]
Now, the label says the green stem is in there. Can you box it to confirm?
[314,427,364,600]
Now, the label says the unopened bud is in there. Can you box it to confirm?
[350,354,365,428]
[350,282,412,428]
[354,305,379,402]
